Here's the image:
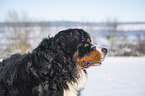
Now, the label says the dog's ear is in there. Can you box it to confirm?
[54,36,78,54]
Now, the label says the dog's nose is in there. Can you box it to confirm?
[102,48,107,54]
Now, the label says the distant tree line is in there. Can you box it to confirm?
[0,11,145,58]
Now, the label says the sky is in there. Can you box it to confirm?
[0,0,145,22]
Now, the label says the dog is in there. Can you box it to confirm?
[0,29,107,96]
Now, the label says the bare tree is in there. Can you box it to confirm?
[136,34,145,55]
[3,11,52,57]
[103,19,131,56]
[5,11,32,55]
[105,19,118,51]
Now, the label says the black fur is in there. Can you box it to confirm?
[0,29,91,96]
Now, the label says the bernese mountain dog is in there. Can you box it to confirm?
[0,29,107,96]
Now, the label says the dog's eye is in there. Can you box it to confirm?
[84,43,89,47]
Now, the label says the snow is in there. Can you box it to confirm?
[81,57,145,96]
[117,24,145,31]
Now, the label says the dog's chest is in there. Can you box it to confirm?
[64,70,87,96]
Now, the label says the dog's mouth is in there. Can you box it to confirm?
[94,62,102,65]
[80,60,104,68]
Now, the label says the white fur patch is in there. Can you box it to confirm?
[96,46,105,61]
[96,46,102,54]
[64,70,87,96]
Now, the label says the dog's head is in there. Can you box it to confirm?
[53,29,107,68]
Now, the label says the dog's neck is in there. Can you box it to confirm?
[64,69,87,96]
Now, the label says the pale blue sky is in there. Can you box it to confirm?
[0,0,145,22]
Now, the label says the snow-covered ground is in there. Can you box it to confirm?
[81,57,145,96]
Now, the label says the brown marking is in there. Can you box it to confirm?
[87,38,90,43]
[76,49,102,68]
[73,51,83,70]
[73,51,78,58]
[73,48,103,69]
[84,43,89,47]
[77,49,102,63]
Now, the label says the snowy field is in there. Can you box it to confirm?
[81,57,145,96]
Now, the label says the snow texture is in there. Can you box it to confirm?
[81,57,145,96]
